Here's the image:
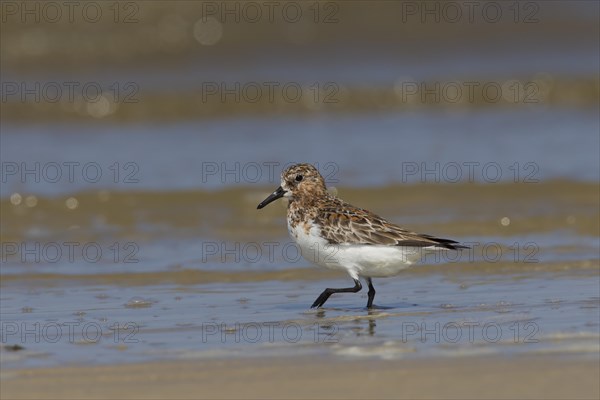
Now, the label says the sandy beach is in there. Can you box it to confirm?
[2,355,598,400]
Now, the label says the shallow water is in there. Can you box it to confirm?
[1,179,598,369]
[2,109,599,197]
[2,264,598,368]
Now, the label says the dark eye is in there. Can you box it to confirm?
[295,175,303,182]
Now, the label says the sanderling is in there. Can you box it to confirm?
[257,163,466,309]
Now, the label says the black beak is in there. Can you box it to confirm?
[257,186,286,209]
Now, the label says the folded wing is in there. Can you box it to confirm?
[317,203,466,250]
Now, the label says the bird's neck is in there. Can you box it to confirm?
[288,190,333,211]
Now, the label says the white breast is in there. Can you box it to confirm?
[288,221,424,279]
[288,221,338,267]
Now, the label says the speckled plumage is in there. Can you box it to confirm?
[257,163,466,309]
[282,164,463,249]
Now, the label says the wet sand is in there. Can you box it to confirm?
[1,181,598,370]
[2,355,598,400]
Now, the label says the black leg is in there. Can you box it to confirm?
[310,279,362,308]
[366,278,376,308]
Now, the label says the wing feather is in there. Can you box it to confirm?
[316,200,465,249]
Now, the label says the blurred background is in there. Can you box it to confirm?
[1,1,599,191]
[1,0,599,379]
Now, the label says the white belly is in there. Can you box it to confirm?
[288,221,426,279]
